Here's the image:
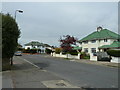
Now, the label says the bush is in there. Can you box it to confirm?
[45,48,52,54]
[55,48,62,54]
[23,49,38,54]
[23,48,30,53]
[17,47,24,51]
[107,49,120,57]
[80,52,90,59]
[30,49,37,54]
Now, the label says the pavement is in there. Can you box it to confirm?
[0,72,2,90]
[74,59,119,68]
[2,56,80,89]
[48,55,119,68]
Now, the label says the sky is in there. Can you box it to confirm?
[2,2,118,47]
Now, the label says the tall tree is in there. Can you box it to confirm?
[2,13,20,70]
[59,35,77,53]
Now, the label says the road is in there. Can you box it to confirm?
[19,54,118,88]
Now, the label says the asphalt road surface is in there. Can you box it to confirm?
[19,54,118,88]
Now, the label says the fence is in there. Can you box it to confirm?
[51,52,120,63]
[111,57,120,63]
[51,52,80,59]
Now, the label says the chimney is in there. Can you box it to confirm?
[97,26,103,32]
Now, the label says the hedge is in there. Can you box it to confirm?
[23,49,41,54]
[107,49,120,57]
[69,50,78,55]
[45,48,52,54]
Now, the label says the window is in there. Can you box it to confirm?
[83,41,88,44]
[91,48,96,53]
[91,40,96,43]
[104,39,107,42]
[84,48,88,53]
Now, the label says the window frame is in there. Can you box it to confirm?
[91,48,96,53]
[91,40,96,43]
[104,39,108,42]
[84,48,88,53]
[83,41,88,44]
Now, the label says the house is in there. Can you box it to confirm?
[24,41,51,53]
[79,26,120,61]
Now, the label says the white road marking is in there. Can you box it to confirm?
[23,58,40,69]
[17,57,40,69]
[17,57,48,72]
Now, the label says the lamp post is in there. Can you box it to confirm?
[10,10,23,66]
[15,10,23,20]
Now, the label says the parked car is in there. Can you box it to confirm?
[96,52,111,62]
[14,51,22,56]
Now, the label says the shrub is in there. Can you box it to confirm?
[23,49,38,54]
[107,49,120,57]
[23,48,30,53]
[55,48,62,54]
[30,49,37,54]
[45,48,52,54]
[80,52,90,59]
[17,47,24,51]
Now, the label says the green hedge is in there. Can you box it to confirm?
[45,48,52,54]
[23,49,40,54]
[69,50,78,55]
[61,50,78,55]
[107,50,120,57]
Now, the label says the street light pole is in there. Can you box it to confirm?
[15,10,23,20]
[10,10,23,66]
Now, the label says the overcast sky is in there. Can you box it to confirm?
[2,2,118,46]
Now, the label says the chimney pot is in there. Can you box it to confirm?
[97,26,103,32]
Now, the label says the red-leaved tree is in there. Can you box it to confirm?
[59,35,77,53]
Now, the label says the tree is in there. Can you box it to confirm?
[17,43,23,51]
[59,35,77,53]
[2,13,20,70]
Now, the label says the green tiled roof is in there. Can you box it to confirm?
[24,41,44,46]
[98,41,120,49]
[72,46,82,50]
[79,29,120,42]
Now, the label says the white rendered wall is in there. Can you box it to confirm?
[81,39,115,55]
[80,39,116,61]
[25,46,32,49]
